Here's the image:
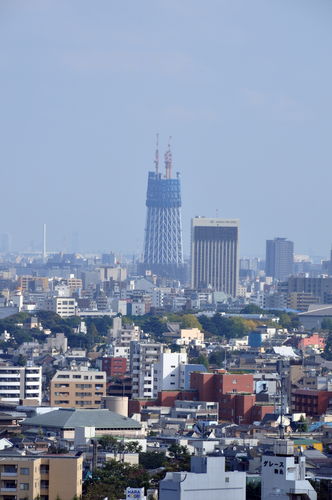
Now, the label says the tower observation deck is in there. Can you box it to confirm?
[142,139,185,281]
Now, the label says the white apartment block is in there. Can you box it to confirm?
[109,317,141,347]
[153,351,187,398]
[0,365,42,404]
[130,341,164,399]
[45,297,77,318]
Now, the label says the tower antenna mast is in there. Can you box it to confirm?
[165,136,172,179]
[154,133,159,175]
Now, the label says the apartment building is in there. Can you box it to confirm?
[45,297,76,318]
[130,341,163,399]
[153,351,187,397]
[0,451,83,500]
[18,275,49,292]
[0,365,42,404]
[50,369,106,408]
[66,276,82,291]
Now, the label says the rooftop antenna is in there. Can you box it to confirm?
[164,136,172,179]
[154,133,159,175]
[42,223,47,262]
[278,374,285,439]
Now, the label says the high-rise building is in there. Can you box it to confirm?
[265,237,294,281]
[130,341,164,399]
[191,217,239,297]
[142,138,184,281]
[0,233,11,253]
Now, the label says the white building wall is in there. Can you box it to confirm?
[159,456,245,500]
[0,366,42,404]
[153,352,187,397]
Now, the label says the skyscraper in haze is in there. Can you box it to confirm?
[265,237,294,281]
[143,138,184,281]
[0,233,11,253]
[191,217,239,297]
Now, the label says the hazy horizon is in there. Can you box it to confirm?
[1,1,331,258]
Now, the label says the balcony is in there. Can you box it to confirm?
[1,482,17,491]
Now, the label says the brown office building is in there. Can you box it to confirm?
[50,369,106,408]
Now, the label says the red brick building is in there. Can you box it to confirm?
[190,371,254,400]
[101,357,127,377]
[190,371,270,424]
[128,389,198,416]
[292,389,332,416]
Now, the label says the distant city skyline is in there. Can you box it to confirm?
[0,228,329,262]
[0,1,331,256]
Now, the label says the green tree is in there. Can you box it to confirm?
[83,460,150,500]
[98,435,120,451]
[321,318,332,331]
[17,354,27,366]
[139,451,166,469]
[246,480,261,499]
[86,323,98,349]
[141,316,165,338]
[180,314,202,330]
[240,304,264,314]
[196,353,209,370]
[297,415,308,432]
[322,333,332,360]
[124,441,142,453]
[209,350,226,367]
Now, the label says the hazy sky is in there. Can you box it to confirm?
[1,0,331,258]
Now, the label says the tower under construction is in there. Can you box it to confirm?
[142,137,184,281]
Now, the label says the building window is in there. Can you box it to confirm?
[40,480,49,489]
[20,483,29,490]
[20,468,29,475]
[40,465,49,474]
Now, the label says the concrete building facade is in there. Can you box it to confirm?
[261,439,316,499]
[0,452,83,500]
[159,455,246,500]
[130,341,164,399]
[265,237,294,281]
[153,351,187,397]
[0,365,42,404]
[191,218,239,297]
[50,369,106,408]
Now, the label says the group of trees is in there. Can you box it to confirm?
[0,310,114,350]
[83,460,150,500]
[83,443,191,500]
[127,313,202,340]
[198,313,257,339]
[98,436,142,454]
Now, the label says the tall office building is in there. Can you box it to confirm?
[265,237,294,281]
[191,217,239,297]
[142,138,184,281]
[0,233,11,253]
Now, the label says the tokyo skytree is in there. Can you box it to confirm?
[142,136,184,281]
